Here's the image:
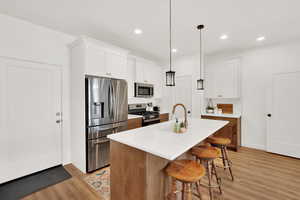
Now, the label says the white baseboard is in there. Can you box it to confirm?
[242,143,266,151]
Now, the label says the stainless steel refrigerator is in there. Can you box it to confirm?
[85,76,128,172]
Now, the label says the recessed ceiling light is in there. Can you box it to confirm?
[256,36,265,41]
[220,34,228,40]
[172,48,177,53]
[134,28,143,35]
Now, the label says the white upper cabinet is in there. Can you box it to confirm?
[126,57,136,98]
[136,60,159,83]
[205,58,240,99]
[85,43,106,76]
[136,60,149,83]
[105,51,127,80]
[152,66,163,98]
[71,37,128,79]
[131,57,163,98]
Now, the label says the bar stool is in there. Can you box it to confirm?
[208,137,234,181]
[165,159,205,200]
[191,146,222,200]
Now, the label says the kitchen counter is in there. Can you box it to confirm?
[109,118,228,200]
[109,118,228,160]
[128,114,142,119]
[201,113,241,118]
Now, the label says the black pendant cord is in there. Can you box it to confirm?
[169,0,172,71]
[199,28,202,79]
[197,24,204,90]
[197,24,204,79]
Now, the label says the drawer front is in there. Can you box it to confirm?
[160,113,169,122]
[127,118,142,130]
[202,115,237,125]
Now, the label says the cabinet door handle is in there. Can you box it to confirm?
[267,114,272,117]
[218,94,223,97]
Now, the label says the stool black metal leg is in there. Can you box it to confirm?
[212,161,222,194]
[206,161,214,200]
[224,146,234,181]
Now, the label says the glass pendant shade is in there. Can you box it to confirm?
[166,70,175,86]
[197,79,204,90]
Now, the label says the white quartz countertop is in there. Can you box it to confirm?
[128,114,143,119]
[202,113,241,118]
[108,118,228,160]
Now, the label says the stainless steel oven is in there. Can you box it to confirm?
[134,82,154,98]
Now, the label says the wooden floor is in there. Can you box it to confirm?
[22,164,104,200]
[199,147,300,200]
[22,147,300,200]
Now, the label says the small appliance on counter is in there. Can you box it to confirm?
[85,76,128,172]
[153,106,160,112]
[128,103,160,126]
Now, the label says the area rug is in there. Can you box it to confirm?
[84,167,110,200]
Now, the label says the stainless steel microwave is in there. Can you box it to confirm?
[134,82,154,98]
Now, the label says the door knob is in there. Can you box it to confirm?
[267,114,272,117]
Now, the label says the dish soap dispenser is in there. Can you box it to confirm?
[174,118,179,133]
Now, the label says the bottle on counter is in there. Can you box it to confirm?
[173,118,178,132]
[174,118,180,133]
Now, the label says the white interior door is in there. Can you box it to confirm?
[174,76,192,118]
[0,58,62,184]
[267,71,300,158]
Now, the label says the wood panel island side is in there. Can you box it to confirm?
[108,118,228,200]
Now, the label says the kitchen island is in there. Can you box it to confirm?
[108,118,228,200]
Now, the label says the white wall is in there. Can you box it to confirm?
[162,54,204,117]
[207,41,300,150]
[166,41,300,150]
[0,13,75,164]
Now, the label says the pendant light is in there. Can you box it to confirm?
[197,24,205,90]
[166,0,175,86]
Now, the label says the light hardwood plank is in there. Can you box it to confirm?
[22,147,300,200]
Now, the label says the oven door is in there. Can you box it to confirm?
[134,82,154,98]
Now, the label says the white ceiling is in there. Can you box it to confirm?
[1,0,300,63]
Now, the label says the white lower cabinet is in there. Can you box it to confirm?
[205,58,240,99]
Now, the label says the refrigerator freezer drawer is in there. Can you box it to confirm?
[87,137,110,172]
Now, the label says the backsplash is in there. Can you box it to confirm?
[128,97,161,107]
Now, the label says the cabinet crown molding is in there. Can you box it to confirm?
[69,35,129,56]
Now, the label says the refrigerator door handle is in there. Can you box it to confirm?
[110,82,114,120]
[93,139,110,145]
[108,83,112,119]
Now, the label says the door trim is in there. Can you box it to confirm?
[266,70,300,156]
[0,56,64,168]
